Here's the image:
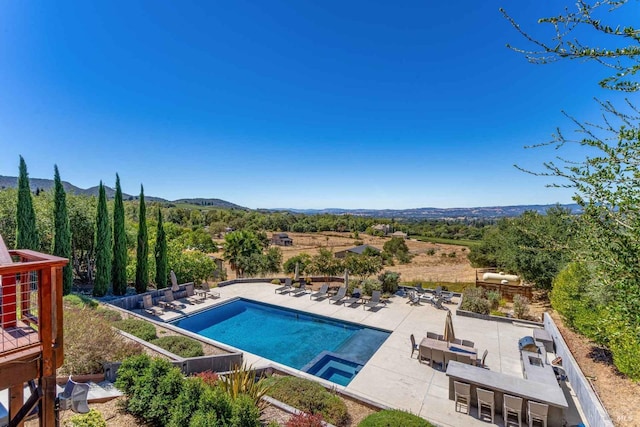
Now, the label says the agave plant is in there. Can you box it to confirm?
[217,364,272,410]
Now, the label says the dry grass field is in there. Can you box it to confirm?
[216,231,476,283]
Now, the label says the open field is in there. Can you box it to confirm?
[414,236,479,247]
[216,231,477,283]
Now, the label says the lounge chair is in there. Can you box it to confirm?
[440,291,454,304]
[142,294,163,316]
[431,297,445,310]
[184,284,205,304]
[343,288,363,306]
[275,278,293,294]
[406,291,420,305]
[161,289,182,310]
[309,283,329,300]
[196,282,220,299]
[329,286,347,304]
[364,290,385,311]
[290,282,308,297]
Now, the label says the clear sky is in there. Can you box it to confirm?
[0,1,632,209]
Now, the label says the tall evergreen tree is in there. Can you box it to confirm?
[94,182,111,297]
[135,185,148,293]
[53,165,73,295]
[15,156,39,250]
[112,174,127,295]
[154,208,168,289]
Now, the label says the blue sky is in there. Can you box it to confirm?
[0,1,632,209]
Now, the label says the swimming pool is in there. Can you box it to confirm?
[171,298,390,385]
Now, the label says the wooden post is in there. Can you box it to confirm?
[38,267,56,427]
[9,383,24,427]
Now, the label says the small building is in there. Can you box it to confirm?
[390,231,408,239]
[335,244,381,259]
[271,232,293,246]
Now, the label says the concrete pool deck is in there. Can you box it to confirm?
[139,282,588,427]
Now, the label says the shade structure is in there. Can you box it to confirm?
[444,309,455,342]
[294,262,300,281]
[344,269,349,288]
[170,270,180,292]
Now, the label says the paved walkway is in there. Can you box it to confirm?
[141,282,588,427]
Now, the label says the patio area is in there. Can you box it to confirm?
[134,281,588,427]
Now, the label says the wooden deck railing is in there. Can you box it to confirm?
[0,248,68,426]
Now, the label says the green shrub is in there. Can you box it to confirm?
[151,335,204,357]
[115,318,158,342]
[486,290,501,310]
[63,409,107,427]
[168,377,208,427]
[607,320,640,380]
[378,271,400,294]
[490,310,507,317]
[271,279,282,285]
[425,248,436,256]
[263,376,349,426]
[361,278,382,297]
[513,295,530,319]
[460,288,490,315]
[358,410,433,427]
[117,355,184,426]
[63,294,98,309]
[61,307,142,375]
[231,393,261,427]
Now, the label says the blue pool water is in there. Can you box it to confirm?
[172,298,390,385]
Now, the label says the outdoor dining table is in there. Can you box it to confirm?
[419,337,477,362]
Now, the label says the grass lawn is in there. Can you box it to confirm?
[415,236,479,247]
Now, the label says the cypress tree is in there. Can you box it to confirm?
[155,208,168,289]
[53,165,73,295]
[94,182,111,297]
[112,174,127,295]
[15,156,39,250]
[135,185,148,293]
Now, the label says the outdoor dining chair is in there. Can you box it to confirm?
[477,388,495,423]
[453,381,471,414]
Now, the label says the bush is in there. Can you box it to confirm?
[263,376,349,426]
[117,355,184,426]
[271,279,282,285]
[151,335,204,357]
[195,370,219,387]
[361,278,382,297]
[115,318,158,342]
[358,410,433,427]
[486,290,501,310]
[513,295,530,319]
[459,288,490,315]
[287,413,325,427]
[63,409,107,427]
[378,271,400,294]
[218,364,272,410]
[231,393,262,427]
[61,307,142,375]
[425,248,436,256]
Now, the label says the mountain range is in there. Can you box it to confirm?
[0,174,578,219]
[0,175,245,210]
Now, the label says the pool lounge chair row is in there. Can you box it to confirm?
[142,283,220,315]
[276,283,386,310]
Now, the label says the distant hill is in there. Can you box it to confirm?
[268,204,582,219]
[0,175,245,209]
